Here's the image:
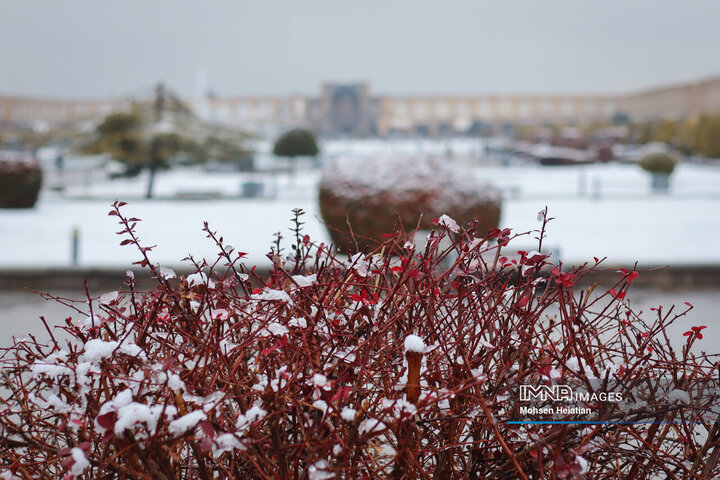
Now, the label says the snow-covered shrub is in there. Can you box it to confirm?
[318,156,501,251]
[638,152,677,175]
[0,156,42,208]
[639,152,677,192]
[1,203,719,479]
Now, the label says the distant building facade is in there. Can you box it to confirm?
[3,76,720,137]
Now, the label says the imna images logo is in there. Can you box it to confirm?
[519,385,623,403]
[520,385,573,402]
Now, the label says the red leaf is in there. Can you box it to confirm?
[57,447,73,456]
[517,296,530,308]
[200,421,215,438]
[96,411,117,431]
[261,335,288,355]
[60,456,74,470]
[609,289,626,299]
[261,344,280,355]
[331,386,352,403]
[199,436,213,453]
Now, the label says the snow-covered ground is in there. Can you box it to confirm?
[2,151,720,269]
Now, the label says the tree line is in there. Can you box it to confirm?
[628,114,720,158]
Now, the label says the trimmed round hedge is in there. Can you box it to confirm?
[638,152,677,175]
[0,157,42,208]
[319,156,501,251]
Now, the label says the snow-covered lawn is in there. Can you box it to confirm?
[2,161,720,269]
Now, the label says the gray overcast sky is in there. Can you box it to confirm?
[1,0,719,99]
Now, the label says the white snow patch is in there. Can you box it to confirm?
[159,266,176,279]
[576,455,589,474]
[291,274,317,288]
[404,334,426,353]
[251,288,293,304]
[312,400,329,415]
[236,404,267,432]
[69,447,90,476]
[266,322,289,336]
[667,389,691,404]
[168,410,207,436]
[565,356,595,378]
[341,407,357,422]
[288,317,307,328]
[311,373,332,390]
[382,398,417,418]
[31,360,73,378]
[82,339,146,363]
[113,402,176,436]
[359,418,387,435]
[187,272,215,288]
[437,214,460,233]
[212,433,245,456]
[99,291,118,305]
[308,460,334,480]
[348,253,370,277]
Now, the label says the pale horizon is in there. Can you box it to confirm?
[3,72,720,102]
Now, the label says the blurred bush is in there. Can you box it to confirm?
[319,156,501,251]
[0,157,42,208]
[273,128,319,159]
[638,152,677,175]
